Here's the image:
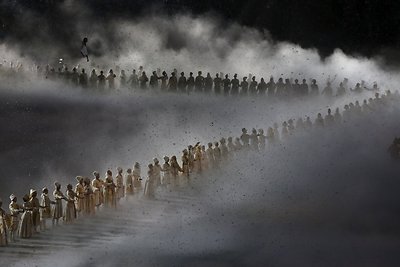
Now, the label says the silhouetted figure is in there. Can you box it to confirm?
[324,108,334,126]
[257,78,267,95]
[231,74,240,95]
[240,128,250,147]
[159,71,168,90]
[336,82,346,96]
[249,76,257,95]
[315,113,324,127]
[168,72,178,92]
[139,71,149,89]
[195,71,204,92]
[106,69,116,89]
[178,72,187,93]
[310,79,319,95]
[81,37,89,62]
[89,69,97,88]
[351,82,363,93]
[240,77,249,96]
[120,70,127,88]
[79,69,88,88]
[150,71,159,89]
[223,74,231,96]
[266,77,276,97]
[71,67,79,86]
[275,78,285,97]
[300,79,309,96]
[187,72,195,92]
[214,73,222,94]
[284,78,293,97]
[204,73,213,93]
[322,81,333,97]
[292,79,301,97]
[127,69,138,89]
[98,71,106,90]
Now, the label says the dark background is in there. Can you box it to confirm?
[1,0,400,64]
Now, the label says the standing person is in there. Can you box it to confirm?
[89,69,98,89]
[104,170,116,208]
[133,162,142,193]
[187,72,195,92]
[153,158,162,187]
[106,69,117,90]
[8,194,22,242]
[159,71,168,91]
[144,164,156,199]
[19,194,33,239]
[223,74,231,96]
[64,184,77,224]
[75,176,85,215]
[149,71,159,89]
[0,199,8,246]
[125,169,134,196]
[97,71,106,91]
[83,178,95,215]
[161,156,171,187]
[310,79,319,95]
[91,171,104,209]
[80,37,89,62]
[214,73,222,95]
[115,167,125,201]
[181,150,190,180]
[170,156,183,187]
[29,189,40,233]
[249,76,258,95]
[139,71,149,89]
[206,143,215,169]
[120,70,127,88]
[240,77,249,96]
[127,69,139,89]
[266,77,276,97]
[40,187,53,230]
[53,182,65,226]
[204,73,213,94]
[178,72,187,93]
[168,72,178,92]
[230,74,240,95]
[79,69,88,88]
[195,71,204,92]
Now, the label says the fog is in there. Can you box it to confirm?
[1,8,400,267]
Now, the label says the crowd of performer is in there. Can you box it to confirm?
[0,62,381,97]
[0,87,398,247]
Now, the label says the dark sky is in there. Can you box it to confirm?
[1,0,400,62]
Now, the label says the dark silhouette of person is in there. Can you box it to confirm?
[293,79,301,97]
[159,71,168,90]
[178,72,187,93]
[150,71,159,89]
[79,68,88,88]
[249,76,257,95]
[71,67,79,86]
[223,74,231,96]
[275,77,285,97]
[187,72,195,92]
[214,73,222,95]
[240,77,249,96]
[230,74,240,95]
[195,71,204,92]
[266,77,276,97]
[204,72,213,93]
[322,81,333,97]
[168,72,178,92]
[336,82,346,96]
[257,77,267,95]
[284,78,292,97]
[300,79,309,96]
[310,79,319,95]
[98,70,106,90]
[139,71,149,89]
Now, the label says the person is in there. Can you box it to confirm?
[336,82,346,96]
[240,128,250,147]
[133,162,142,192]
[227,137,236,153]
[71,67,79,86]
[275,78,285,97]
[19,194,33,239]
[83,178,95,215]
[182,149,190,179]
[168,72,178,92]
[153,158,162,186]
[40,187,53,230]
[350,82,363,93]
[8,194,22,242]
[75,176,85,215]
[104,170,116,208]
[250,128,259,150]
[240,76,249,96]
[89,69,98,88]
[144,164,156,199]
[125,168,134,196]
[29,189,40,233]
[292,79,301,97]
[53,182,65,225]
[195,71,204,92]
[194,144,203,173]
[220,138,229,160]
[315,113,325,127]
[0,199,7,246]
[266,77,276,97]
[81,37,89,62]
[120,70,127,88]
[310,79,319,95]
[204,73,213,93]
[223,74,231,96]
[139,71,149,89]
[257,129,266,150]
[249,76,257,95]
[64,184,77,224]
[266,127,275,144]
[106,69,117,89]
[127,69,139,89]
[150,71,159,89]
[206,143,215,168]
[281,121,289,139]
[188,145,195,173]
[170,156,183,187]
[213,142,221,168]
[98,70,106,90]
[273,122,280,141]
[115,167,125,201]
[234,137,242,151]
[79,68,88,88]
[324,108,335,126]
[257,78,267,95]
[158,71,168,91]
[321,81,333,97]
[300,79,309,96]
[187,72,195,92]
[214,73,222,95]
[231,74,240,95]
[178,72,187,93]
[161,156,171,186]
[92,171,104,209]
